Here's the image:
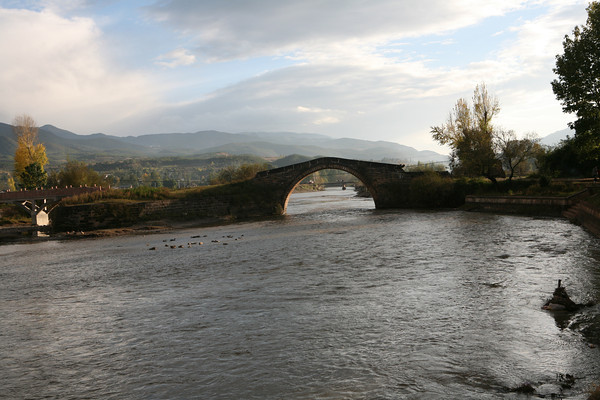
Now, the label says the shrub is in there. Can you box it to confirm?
[210,163,269,185]
[409,172,457,208]
[122,186,172,200]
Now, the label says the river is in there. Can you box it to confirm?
[1,188,599,399]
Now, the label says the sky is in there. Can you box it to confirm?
[0,0,590,153]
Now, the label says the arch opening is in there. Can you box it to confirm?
[281,166,377,213]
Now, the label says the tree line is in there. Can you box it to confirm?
[431,2,600,181]
[431,83,542,183]
[7,115,110,191]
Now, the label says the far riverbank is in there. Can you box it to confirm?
[2,184,600,244]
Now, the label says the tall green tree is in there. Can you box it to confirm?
[431,83,503,182]
[19,162,47,189]
[551,1,600,171]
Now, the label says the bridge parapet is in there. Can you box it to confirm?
[0,186,104,226]
[0,186,103,202]
[256,157,405,178]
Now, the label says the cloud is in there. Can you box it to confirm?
[155,48,196,68]
[115,60,459,137]
[0,6,158,132]
[145,0,529,62]
[116,0,586,145]
[0,0,588,151]
[495,1,585,74]
[296,106,341,125]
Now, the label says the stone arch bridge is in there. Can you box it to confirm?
[253,157,420,212]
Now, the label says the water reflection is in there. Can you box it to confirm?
[0,189,599,399]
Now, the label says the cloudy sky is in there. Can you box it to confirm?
[0,0,589,152]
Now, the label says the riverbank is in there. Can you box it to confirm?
[567,197,600,237]
[463,186,600,238]
[0,216,236,244]
[3,185,600,243]
[463,194,572,216]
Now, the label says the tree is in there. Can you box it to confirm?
[551,1,600,171]
[496,130,541,181]
[405,162,447,172]
[7,176,16,191]
[431,83,503,182]
[19,162,47,189]
[539,138,581,177]
[47,160,111,187]
[210,163,269,185]
[13,115,48,186]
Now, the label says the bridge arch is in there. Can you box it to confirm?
[280,163,376,212]
[253,157,410,213]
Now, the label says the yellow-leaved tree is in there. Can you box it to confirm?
[13,115,48,188]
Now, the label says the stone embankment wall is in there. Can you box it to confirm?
[464,195,572,216]
[50,195,274,232]
[466,187,600,239]
[570,200,600,237]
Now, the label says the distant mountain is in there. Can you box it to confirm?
[0,123,449,168]
[237,131,332,144]
[119,130,241,152]
[122,130,449,163]
[540,128,572,146]
[271,154,315,168]
[40,124,81,140]
[0,123,155,167]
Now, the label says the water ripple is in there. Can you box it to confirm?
[1,190,599,399]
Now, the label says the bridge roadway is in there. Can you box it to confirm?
[0,186,103,225]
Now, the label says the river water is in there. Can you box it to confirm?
[1,188,600,399]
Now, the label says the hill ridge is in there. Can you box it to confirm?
[1,123,452,167]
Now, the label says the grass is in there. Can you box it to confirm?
[60,186,181,205]
[59,181,280,210]
[0,203,29,225]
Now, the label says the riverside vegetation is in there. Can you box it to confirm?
[51,171,591,210]
[1,169,592,230]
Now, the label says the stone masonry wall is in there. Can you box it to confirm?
[575,200,600,237]
[252,157,418,209]
[464,195,572,216]
[50,195,270,232]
